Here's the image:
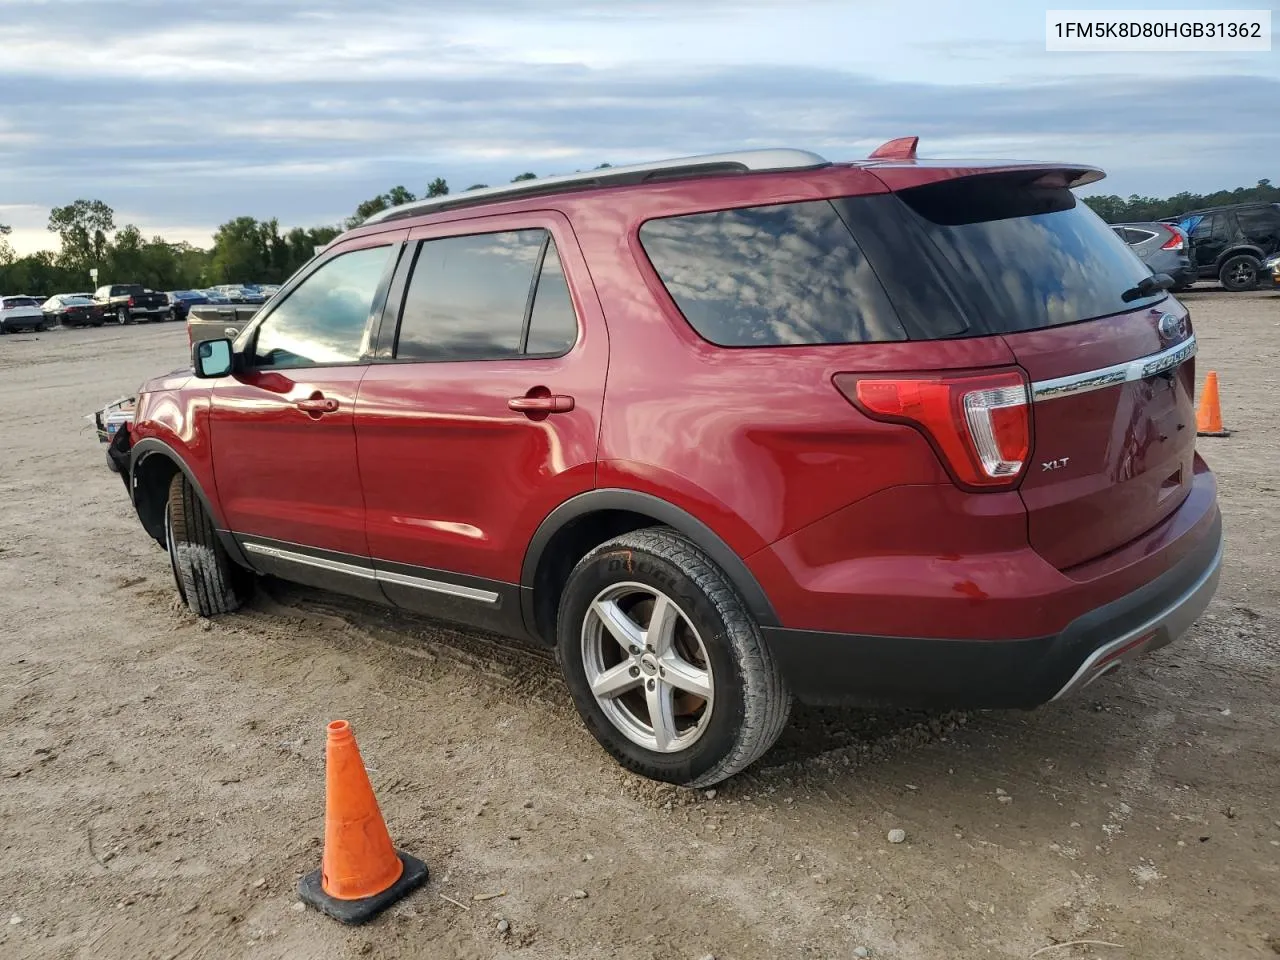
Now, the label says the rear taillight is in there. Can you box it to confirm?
[128,297,136,306]
[1161,226,1183,251]
[835,370,1031,489]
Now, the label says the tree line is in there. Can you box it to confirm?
[0,167,604,296]
[7,168,1269,296]
[1081,178,1277,223]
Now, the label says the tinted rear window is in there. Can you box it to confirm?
[3,297,38,308]
[639,200,906,347]
[894,175,1163,330]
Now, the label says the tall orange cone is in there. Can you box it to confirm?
[298,720,428,924]
[1196,371,1231,437]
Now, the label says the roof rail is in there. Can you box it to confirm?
[361,148,831,225]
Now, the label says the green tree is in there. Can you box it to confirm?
[209,216,269,284]
[347,185,419,229]
[511,172,538,182]
[1083,178,1280,223]
[425,178,449,198]
[466,183,489,191]
[0,222,13,266]
[48,199,115,268]
[386,185,416,206]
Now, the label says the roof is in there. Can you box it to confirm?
[362,149,831,225]
[359,139,1107,227]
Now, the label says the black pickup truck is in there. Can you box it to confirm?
[93,284,171,324]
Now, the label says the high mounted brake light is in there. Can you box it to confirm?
[834,370,1031,490]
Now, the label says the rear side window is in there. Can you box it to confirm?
[638,200,905,347]
[1236,206,1280,244]
[895,175,1165,330]
[394,229,577,361]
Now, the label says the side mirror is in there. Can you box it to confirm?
[193,338,234,378]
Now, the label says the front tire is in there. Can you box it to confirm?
[556,528,791,787]
[1219,254,1260,292]
[165,472,249,617]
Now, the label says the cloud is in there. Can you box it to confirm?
[1,0,1276,254]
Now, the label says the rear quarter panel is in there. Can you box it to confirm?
[560,167,1018,555]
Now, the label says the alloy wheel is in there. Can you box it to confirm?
[580,582,714,753]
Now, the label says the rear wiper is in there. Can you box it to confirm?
[1122,272,1175,303]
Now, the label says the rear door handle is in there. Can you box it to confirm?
[508,395,574,414]
[296,397,339,414]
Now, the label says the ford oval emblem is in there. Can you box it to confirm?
[1157,312,1185,341]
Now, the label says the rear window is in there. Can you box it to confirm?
[638,200,906,347]
[2,297,38,308]
[895,175,1163,330]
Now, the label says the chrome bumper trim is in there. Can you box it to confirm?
[1050,532,1223,701]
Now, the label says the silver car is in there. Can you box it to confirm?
[1112,222,1197,291]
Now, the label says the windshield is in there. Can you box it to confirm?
[892,173,1163,332]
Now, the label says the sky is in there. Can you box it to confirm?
[1,0,1277,255]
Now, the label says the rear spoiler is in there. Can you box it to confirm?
[864,161,1106,192]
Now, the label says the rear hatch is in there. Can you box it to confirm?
[2,297,42,319]
[884,172,1198,570]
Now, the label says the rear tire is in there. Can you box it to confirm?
[556,527,791,787]
[1219,254,1260,292]
[165,472,249,617]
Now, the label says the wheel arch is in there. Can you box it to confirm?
[520,489,778,645]
[1215,244,1266,269]
[129,439,251,568]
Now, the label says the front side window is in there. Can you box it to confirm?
[639,200,905,347]
[251,245,392,369]
[394,229,578,361]
[1189,214,1218,240]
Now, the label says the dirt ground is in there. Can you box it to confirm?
[1,290,1277,960]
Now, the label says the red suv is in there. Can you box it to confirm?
[119,139,1222,787]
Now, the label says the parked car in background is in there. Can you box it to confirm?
[1265,253,1280,287]
[197,289,232,304]
[93,284,171,324]
[1,295,47,332]
[211,284,267,305]
[165,290,212,322]
[1111,222,1197,290]
[185,300,261,347]
[1169,202,1280,291]
[42,294,106,327]
[120,143,1221,786]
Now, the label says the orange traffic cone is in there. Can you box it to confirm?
[298,720,428,924]
[1196,371,1231,437]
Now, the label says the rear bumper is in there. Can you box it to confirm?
[761,508,1223,709]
